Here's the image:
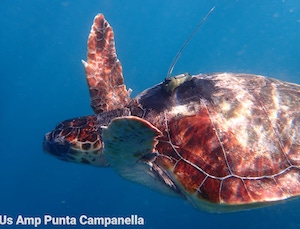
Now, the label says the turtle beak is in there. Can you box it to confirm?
[43,132,51,153]
[43,131,71,161]
[43,132,55,155]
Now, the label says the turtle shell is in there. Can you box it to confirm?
[129,72,300,212]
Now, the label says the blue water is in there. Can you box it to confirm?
[1,0,300,228]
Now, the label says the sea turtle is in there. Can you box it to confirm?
[43,14,300,212]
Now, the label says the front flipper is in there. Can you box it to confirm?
[102,117,162,184]
[82,14,130,114]
[102,116,161,167]
[102,116,182,196]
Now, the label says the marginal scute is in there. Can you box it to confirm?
[220,177,251,204]
[199,177,221,203]
[275,168,300,195]
[173,160,205,194]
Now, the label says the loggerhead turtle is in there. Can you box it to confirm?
[43,14,300,212]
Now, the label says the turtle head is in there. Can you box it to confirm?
[43,115,109,167]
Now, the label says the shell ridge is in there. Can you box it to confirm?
[202,101,234,176]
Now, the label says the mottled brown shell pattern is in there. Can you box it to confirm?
[137,73,300,210]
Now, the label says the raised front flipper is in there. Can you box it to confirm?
[82,14,130,114]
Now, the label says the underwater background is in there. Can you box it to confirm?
[1,0,300,228]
